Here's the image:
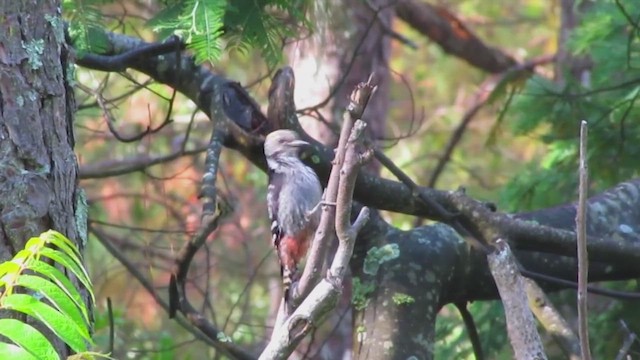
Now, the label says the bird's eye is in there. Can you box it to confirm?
[278,138,286,144]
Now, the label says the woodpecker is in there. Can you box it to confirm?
[264,130,322,310]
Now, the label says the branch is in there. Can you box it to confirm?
[199,127,228,217]
[164,122,252,357]
[576,120,592,360]
[295,75,377,302]
[488,239,547,359]
[395,0,516,73]
[455,303,484,360]
[615,321,637,360]
[75,35,185,72]
[524,278,580,360]
[260,80,374,359]
[79,145,208,179]
[89,225,254,360]
[427,54,557,188]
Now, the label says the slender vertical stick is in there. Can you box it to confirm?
[576,120,591,360]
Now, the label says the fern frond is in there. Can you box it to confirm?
[0,230,96,358]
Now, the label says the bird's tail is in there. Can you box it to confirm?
[281,265,295,312]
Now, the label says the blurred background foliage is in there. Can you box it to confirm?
[66,0,640,358]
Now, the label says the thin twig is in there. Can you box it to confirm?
[79,145,208,179]
[576,120,591,360]
[615,320,637,360]
[454,302,484,360]
[89,225,254,360]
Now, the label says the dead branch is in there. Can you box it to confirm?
[260,79,374,360]
[576,120,592,360]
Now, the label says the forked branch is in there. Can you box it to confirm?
[260,79,375,360]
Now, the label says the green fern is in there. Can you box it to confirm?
[0,231,97,360]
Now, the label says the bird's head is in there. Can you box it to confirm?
[264,130,310,161]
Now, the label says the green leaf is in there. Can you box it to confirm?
[42,232,90,290]
[28,258,93,321]
[39,248,93,301]
[15,275,91,342]
[29,260,95,322]
[0,319,58,360]
[148,2,185,38]
[185,0,226,64]
[0,261,20,286]
[0,342,39,360]
[10,249,33,262]
[2,294,88,353]
[63,0,110,54]
[44,231,82,258]
[24,236,45,252]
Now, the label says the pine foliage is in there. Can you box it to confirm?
[65,0,311,66]
[501,0,640,210]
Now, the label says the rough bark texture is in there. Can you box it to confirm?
[0,0,83,357]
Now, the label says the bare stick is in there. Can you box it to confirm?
[576,120,591,360]
[296,76,377,303]
[260,120,371,359]
[615,320,637,360]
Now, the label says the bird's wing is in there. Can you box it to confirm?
[267,170,284,248]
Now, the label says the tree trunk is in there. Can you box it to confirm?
[0,0,85,357]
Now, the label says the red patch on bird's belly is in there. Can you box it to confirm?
[279,232,311,267]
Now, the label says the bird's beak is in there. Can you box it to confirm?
[290,140,310,148]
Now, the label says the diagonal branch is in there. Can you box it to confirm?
[395,0,516,73]
[90,225,254,360]
[166,121,248,357]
